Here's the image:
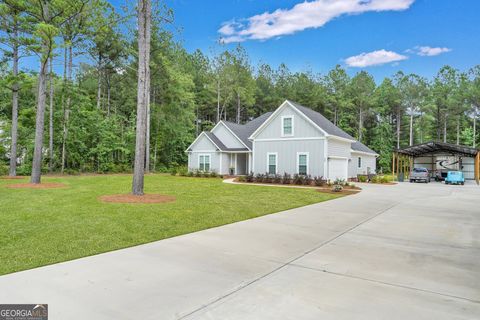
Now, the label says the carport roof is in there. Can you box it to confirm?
[396,141,479,157]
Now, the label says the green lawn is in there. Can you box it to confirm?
[0,174,339,275]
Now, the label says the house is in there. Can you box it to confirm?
[186,100,378,180]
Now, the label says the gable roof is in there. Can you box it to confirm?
[286,100,355,141]
[351,141,378,156]
[223,112,273,149]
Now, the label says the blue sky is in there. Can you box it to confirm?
[164,0,480,81]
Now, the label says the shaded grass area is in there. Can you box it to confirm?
[0,174,340,275]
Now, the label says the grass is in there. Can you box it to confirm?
[0,174,340,275]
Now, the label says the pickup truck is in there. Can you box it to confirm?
[410,167,430,183]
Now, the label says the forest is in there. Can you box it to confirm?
[1,0,479,177]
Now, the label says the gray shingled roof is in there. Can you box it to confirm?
[223,112,273,149]
[351,141,378,155]
[204,132,249,151]
[286,100,356,141]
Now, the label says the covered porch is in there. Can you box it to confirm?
[220,151,251,176]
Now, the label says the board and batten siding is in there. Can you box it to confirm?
[253,140,325,176]
[254,104,324,140]
[211,123,245,149]
[327,139,351,158]
[188,134,221,172]
[349,153,377,177]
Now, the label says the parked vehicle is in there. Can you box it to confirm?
[434,170,448,181]
[445,171,465,185]
[410,167,430,183]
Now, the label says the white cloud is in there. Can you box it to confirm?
[218,0,415,43]
[345,49,408,67]
[415,46,452,56]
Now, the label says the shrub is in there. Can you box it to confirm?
[313,176,326,186]
[332,184,343,192]
[304,174,313,186]
[358,175,367,183]
[0,164,8,176]
[64,168,80,175]
[194,169,202,177]
[334,178,346,186]
[238,175,246,182]
[178,167,188,176]
[246,172,255,183]
[370,175,379,183]
[187,170,194,177]
[263,173,273,183]
[219,174,224,179]
[282,172,291,184]
[273,174,282,184]
[15,165,31,176]
[255,173,265,183]
[170,167,177,176]
[210,171,218,178]
[293,174,304,185]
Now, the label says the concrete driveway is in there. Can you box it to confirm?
[1,182,479,319]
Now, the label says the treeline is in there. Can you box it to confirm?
[0,1,479,176]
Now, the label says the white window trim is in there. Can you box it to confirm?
[198,154,211,172]
[358,156,362,169]
[297,152,309,175]
[266,152,278,174]
[281,115,294,137]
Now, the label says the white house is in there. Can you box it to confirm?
[186,100,378,180]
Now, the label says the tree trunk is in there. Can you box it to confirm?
[31,4,51,184]
[48,56,54,172]
[106,72,111,116]
[436,105,441,141]
[396,108,401,149]
[236,92,241,124]
[358,107,363,142]
[443,115,447,143]
[456,116,460,145]
[61,45,72,173]
[96,55,102,109]
[132,0,151,195]
[333,105,337,126]
[145,88,151,172]
[409,112,414,146]
[9,24,19,177]
[473,110,477,148]
[216,80,220,123]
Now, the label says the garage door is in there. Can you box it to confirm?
[328,158,348,181]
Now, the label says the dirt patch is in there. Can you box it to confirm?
[6,182,67,189]
[99,194,176,204]
[0,176,26,180]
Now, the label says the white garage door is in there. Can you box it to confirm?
[328,158,348,181]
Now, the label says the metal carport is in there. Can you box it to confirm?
[393,141,480,184]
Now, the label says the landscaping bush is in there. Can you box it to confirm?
[332,184,343,192]
[282,172,291,184]
[273,173,282,184]
[304,174,313,186]
[0,164,8,176]
[255,173,265,183]
[370,175,379,183]
[186,170,194,177]
[313,176,326,186]
[15,165,31,176]
[293,174,304,185]
[380,176,390,183]
[358,175,367,183]
[209,171,218,178]
[334,178,346,186]
[263,173,273,183]
[246,172,255,183]
[170,167,177,176]
[194,169,202,177]
[178,167,188,176]
[237,175,246,182]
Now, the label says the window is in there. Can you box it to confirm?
[267,153,277,174]
[282,116,293,136]
[199,155,210,171]
[358,157,362,168]
[298,153,308,175]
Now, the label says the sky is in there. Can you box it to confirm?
[162,0,480,81]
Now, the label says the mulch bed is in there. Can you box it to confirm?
[316,188,361,195]
[6,182,67,189]
[99,194,176,204]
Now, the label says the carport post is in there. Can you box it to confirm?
[392,152,396,181]
[475,152,480,185]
